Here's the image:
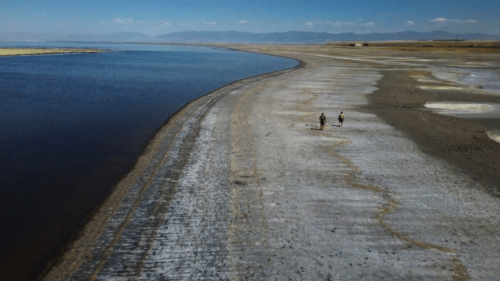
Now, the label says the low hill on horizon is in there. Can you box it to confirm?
[1,30,499,44]
[154,30,500,44]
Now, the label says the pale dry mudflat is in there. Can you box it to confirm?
[0,48,100,56]
[43,45,500,280]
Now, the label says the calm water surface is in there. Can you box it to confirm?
[0,43,298,280]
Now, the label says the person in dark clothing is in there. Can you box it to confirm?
[338,111,345,127]
[319,113,326,130]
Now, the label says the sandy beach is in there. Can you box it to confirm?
[42,45,500,280]
[0,48,101,56]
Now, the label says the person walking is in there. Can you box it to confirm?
[319,113,326,130]
[338,111,345,127]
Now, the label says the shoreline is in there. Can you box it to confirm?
[0,45,301,281]
[40,58,304,281]
[42,44,500,280]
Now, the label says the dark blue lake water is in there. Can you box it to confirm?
[0,42,298,280]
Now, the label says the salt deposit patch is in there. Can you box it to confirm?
[416,78,441,83]
[486,130,500,143]
[410,75,441,84]
[419,86,466,91]
[465,62,491,66]
[430,67,500,95]
[425,102,494,112]
[424,102,500,118]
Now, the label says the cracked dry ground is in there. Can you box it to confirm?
[45,48,500,280]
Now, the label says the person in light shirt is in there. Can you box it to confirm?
[338,112,345,127]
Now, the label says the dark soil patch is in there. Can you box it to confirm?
[366,71,500,196]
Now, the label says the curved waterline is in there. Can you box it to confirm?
[0,44,299,281]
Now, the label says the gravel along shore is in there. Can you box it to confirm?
[44,45,500,280]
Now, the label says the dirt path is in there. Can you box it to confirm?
[43,46,500,280]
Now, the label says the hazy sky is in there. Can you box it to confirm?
[1,0,499,36]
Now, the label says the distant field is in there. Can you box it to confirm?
[326,41,500,53]
[0,48,101,56]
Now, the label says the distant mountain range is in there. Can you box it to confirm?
[1,30,499,44]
